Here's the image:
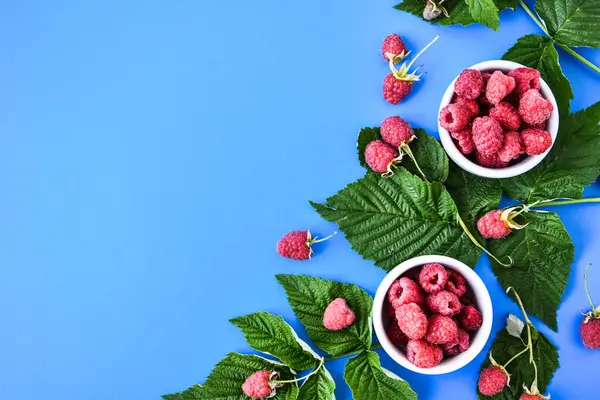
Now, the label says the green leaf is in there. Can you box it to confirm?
[162,353,298,400]
[230,312,318,371]
[487,212,574,330]
[535,0,600,48]
[503,34,572,115]
[394,0,515,27]
[311,168,481,269]
[275,274,373,356]
[466,0,500,30]
[357,127,381,169]
[501,101,600,202]
[344,351,417,400]
[297,366,335,400]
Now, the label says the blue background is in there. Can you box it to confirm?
[0,1,598,399]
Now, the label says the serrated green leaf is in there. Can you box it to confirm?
[162,385,202,400]
[501,101,600,202]
[395,0,514,27]
[297,366,335,400]
[536,0,600,48]
[230,312,318,371]
[275,274,373,356]
[487,212,574,330]
[503,34,572,115]
[311,168,481,269]
[345,351,417,400]
[466,0,500,30]
[357,127,381,170]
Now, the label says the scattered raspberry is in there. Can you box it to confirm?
[439,104,471,132]
[455,96,480,119]
[508,67,541,96]
[489,102,522,131]
[445,270,467,298]
[381,116,415,147]
[441,328,470,356]
[396,303,428,340]
[451,127,476,155]
[486,71,516,105]
[459,305,483,331]
[477,210,511,239]
[498,131,525,163]
[521,128,553,155]
[387,277,425,309]
[427,291,463,317]
[580,317,600,350]
[383,74,413,104]
[323,298,356,331]
[419,263,449,294]
[382,33,408,61]
[519,89,553,126]
[387,318,410,348]
[425,314,458,344]
[277,231,311,260]
[478,72,492,107]
[242,370,275,399]
[472,116,504,155]
[475,151,508,169]
[454,69,484,100]
[365,140,399,173]
[478,366,509,395]
[406,339,444,368]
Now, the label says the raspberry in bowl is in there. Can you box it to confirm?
[373,255,492,375]
[438,60,559,179]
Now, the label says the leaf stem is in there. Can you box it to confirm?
[507,286,532,325]
[312,232,338,244]
[324,344,382,362]
[584,264,598,316]
[529,197,600,208]
[456,215,513,267]
[517,0,548,35]
[402,143,428,182]
[275,357,324,384]
[503,346,529,368]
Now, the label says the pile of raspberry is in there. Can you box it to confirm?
[384,263,483,368]
[439,67,554,168]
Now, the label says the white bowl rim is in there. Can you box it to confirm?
[373,255,493,375]
[438,59,559,179]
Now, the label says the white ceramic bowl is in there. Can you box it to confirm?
[438,60,559,179]
[373,255,493,375]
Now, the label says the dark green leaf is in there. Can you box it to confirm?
[297,367,335,400]
[162,385,202,400]
[466,0,500,30]
[394,0,515,27]
[404,129,449,183]
[357,127,381,169]
[536,0,600,48]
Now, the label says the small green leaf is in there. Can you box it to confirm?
[276,274,373,356]
[535,0,600,48]
[230,312,319,371]
[487,212,574,330]
[404,129,449,183]
[395,0,514,27]
[466,0,500,30]
[297,366,335,400]
[345,351,417,400]
[357,127,381,169]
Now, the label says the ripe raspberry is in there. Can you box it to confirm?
[387,318,410,348]
[454,69,484,100]
[419,263,449,294]
[396,303,428,340]
[472,116,504,155]
[382,33,408,62]
[508,67,541,96]
[387,277,425,309]
[439,103,471,132]
[490,102,522,131]
[454,96,480,119]
[425,314,458,344]
[365,140,399,174]
[478,365,509,395]
[478,72,492,107]
[323,298,356,331]
[581,264,600,350]
[406,339,444,368]
[486,71,516,105]
[445,270,467,298]
[498,131,525,163]
[519,89,553,126]
[427,291,463,317]
[475,151,508,169]
[381,116,415,147]
[477,210,511,239]
[459,304,483,331]
[242,370,276,399]
[521,128,553,156]
[441,328,470,356]
[383,74,413,104]
[451,127,476,155]
[277,230,335,260]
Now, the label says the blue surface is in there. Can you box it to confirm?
[0,2,599,399]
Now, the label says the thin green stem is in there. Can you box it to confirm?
[324,344,383,362]
[312,232,337,244]
[405,34,440,71]
[275,357,324,384]
[457,215,513,267]
[530,197,600,208]
[503,346,530,368]
[584,264,598,316]
[517,0,548,35]
[507,287,532,325]
[402,144,428,182]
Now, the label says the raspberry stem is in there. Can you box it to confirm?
[502,346,529,368]
[457,215,513,267]
[401,143,428,182]
[529,197,600,208]
[274,357,324,384]
[584,264,599,317]
[311,232,338,244]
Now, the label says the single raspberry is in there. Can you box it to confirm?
[454,96,480,119]
[508,67,541,96]
[423,0,446,21]
[472,116,504,155]
[489,102,522,131]
[387,277,425,309]
[406,339,444,368]
[478,72,492,107]
[475,151,508,169]
[427,291,463,317]
[323,298,356,331]
[396,303,428,340]
[242,370,276,399]
[521,128,552,155]
[478,365,509,395]
[387,318,410,348]
[276,230,336,260]
[439,103,471,132]
[581,264,600,350]
[454,69,484,100]
[486,71,516,105]
[445,270,467,298]
[477,210,511,239]
[519,89,553,126]
[441,328,470,356]
[382,33,408,62]
[459,304,483,331]
[498,131,525,163]
[419,263,449,294]
[425,314,458,344]
[365,140,399,174]
[451,127,476,155]
[381,116,415,147]
[383,74,413,104]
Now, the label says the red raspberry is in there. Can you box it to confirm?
[521,128,553,155]
[486,71,516,105]
[242,370,276,399]
[580,317,600,350]
[472,116,504,155]
[519,89,553,125]
[490,102,522,131]
[425,314,458,344]
[387,277,425,309]
[382,33,408,61]
[498,131,525,163]
[475,151,508,168]
[365,140,399,173]
[454,69,484,100]
[323,298,356,331]
[381,116,415,147]
[419,263,449,294]
[387,318,410,348]
[445,270,467,298]
[383,74,413,104]
[396,303,428,340]
[477,210,511,239]
[406,339,444,368]
[451,127,476,155]
[454,96,480,119]
[427,291,463,317]
[439,103,471,132]
[459,305,483,331]
[277,230,335,260]
[478,72,492,107]
[508,67,541,96]
[478,366,509,395]
[441,328,470,356]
